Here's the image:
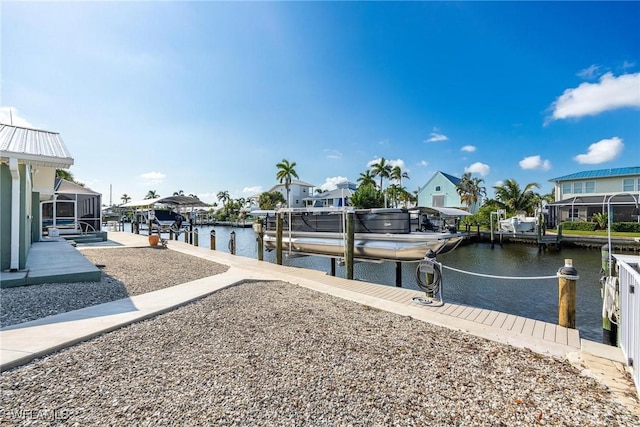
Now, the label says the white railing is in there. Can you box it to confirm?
[615,254,640,397]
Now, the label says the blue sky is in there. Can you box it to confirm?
[2,1,639,205]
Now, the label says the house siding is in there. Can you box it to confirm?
[417,172,465,210]
[0,164,12,270]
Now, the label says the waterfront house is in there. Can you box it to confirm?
[307,181,356,207]
[416,171,475,212]
[547,167,640,226]
[0,124,74,271]
[268,179,315,208]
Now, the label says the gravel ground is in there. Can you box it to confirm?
[0,247,228,328]
[1,279,638,425]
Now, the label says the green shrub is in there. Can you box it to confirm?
[610,222,640,233]
[560,221,597,231]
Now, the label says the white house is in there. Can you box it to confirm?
[547,167,640,225]
[268,179,315,208]
[307,181,356,207]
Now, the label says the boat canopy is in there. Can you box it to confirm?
[411,206,472,217]
[120,195,209,208]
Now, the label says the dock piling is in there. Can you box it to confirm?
[558,259,578,329]
[345,212,354,280]
[210,229,216,250]
[276,212,283,265]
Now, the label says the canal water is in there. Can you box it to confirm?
[176,225,608,342]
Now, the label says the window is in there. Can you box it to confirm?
[623,178,635,192]
[573,182,583,194]
[569,208,579,220]
[585,181,595,193]
[562,183,571,195]
[435,185,441,192]
[432,195,444,207]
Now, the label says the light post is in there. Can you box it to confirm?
[605,192,639,276]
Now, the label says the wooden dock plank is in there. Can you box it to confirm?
[555,326,568,345]
[502,314,517,331]
[459,306,475,319]
[510,316,526,334]
[567,328,581,348]
[442,304,461,316]
[465,307,483,322]
[532,320,546,339]
[543,323,556,342]
[492,312,508,328]
[482,311,499,326]
[450,305,468,318]
[521,318,536,336]
[474,309,491,324]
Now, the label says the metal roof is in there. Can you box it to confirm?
[0,124,73,168]
[550,167,640,182]
[439,171,461,185]
[120,195,209,208]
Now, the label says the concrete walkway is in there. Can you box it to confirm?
[1,231,638,414]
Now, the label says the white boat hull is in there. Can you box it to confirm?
[263,231,464,261]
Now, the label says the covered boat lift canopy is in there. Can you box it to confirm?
[120,195,209,208]
[410,206,472,217]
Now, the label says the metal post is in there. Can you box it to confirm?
[330,258,336,276]
[601,245,617,345]
[395,262,402,287]
[210,229,216,250]
[276,212,283,265]
[255,220,264,261]
[345,211,354,280]
[558,259,578,329]
[425,249,436,298]
[189,219,194,244]
[229,230,236,255]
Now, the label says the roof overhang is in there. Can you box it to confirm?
[120,195,209,208]
[1,152,74,169]
[412,206,472,217]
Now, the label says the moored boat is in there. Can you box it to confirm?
[258,208,465,261]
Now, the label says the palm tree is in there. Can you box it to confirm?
[121,194,131,204]
[276,159,299,207]
[188,193,199,199]
[173,190,184,196]
[456,173,486,211]
[145,190,159,199]
[217,190,231,209]
[493,179,540,215]
[56,169,85,187]
[390,165,409,188]
[370,158,392,191]
[357,170,377,188]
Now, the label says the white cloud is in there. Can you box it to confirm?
[425,132,449,143]
[519,155,551,171]
[367,158,405,169]
[324,149,342,160]
[574,137,624,164]
[242,186,263,195]
[549,72,640,121]
[419,160,428,167]
[622,60,635,70]
[196,192,218,204]
[461,145,476,153]
[577,64,601,80]
[0,107,35,128]
[464,162,490,176]
[139,171,166,185]
[320,176,349,192]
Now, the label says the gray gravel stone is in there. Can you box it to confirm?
[0,247,228,328]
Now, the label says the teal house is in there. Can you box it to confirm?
[0,124,74,272]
